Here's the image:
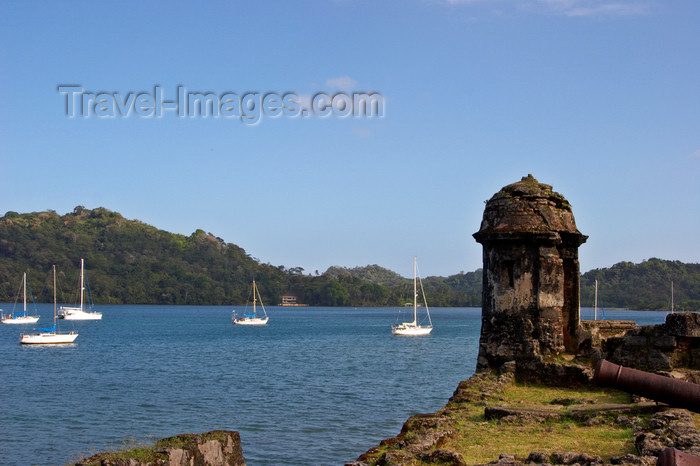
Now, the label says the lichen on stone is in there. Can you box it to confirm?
[475,174,583,238]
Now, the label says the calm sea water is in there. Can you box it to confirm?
[0,305,668,465]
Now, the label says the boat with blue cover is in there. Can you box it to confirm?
[232,280,269,326]
[1,272,40,325]
[20,265,78,344]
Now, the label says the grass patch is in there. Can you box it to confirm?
[92,446,166,464]
[692,413,700,430]
[361,377,643,465]
[442,413,636,463]
[73,436,167,465]
[156,435,191,450]
[499,383,632,407]
[110,445,166,462]
[441,383,637,462]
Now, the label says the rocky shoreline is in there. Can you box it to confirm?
[347,363,700,465]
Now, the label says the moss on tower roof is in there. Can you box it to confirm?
[474,175,585,240]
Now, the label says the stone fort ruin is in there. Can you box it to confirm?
[473,174,587,372]
[474,175,700,381]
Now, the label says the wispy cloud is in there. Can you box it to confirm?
[443,0,654,17]
[690,149,700,159]
[540,0,653,17]
[325,76,358,92]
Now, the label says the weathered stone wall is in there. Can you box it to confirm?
[477,241,560,370]
[599,313,700,372]
[579,320,639,359]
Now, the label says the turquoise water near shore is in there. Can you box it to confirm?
[0,306,667,465]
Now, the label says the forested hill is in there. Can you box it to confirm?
[580,259,700,312]
[0,208,697,309]
[324,264,406,286]
[0,207,269,305]
[325,264,483,307]
[0,207,479,306]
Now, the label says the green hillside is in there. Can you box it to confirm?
[0,207,271,305]
[0,207,471,307]
[324,264,406,286]
[0,207,698,310]
[323,264,482,307]
[580,258,700,312]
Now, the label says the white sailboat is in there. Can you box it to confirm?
[20,265,78,344]
[392,257,433,336]
[232,280,269,326]
[57,258,102,320]
[1,273,40,324]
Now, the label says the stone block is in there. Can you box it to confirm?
[625,336,649,347]
[666,313,700,337]
[646,350,673,371]
[653,336,677,349]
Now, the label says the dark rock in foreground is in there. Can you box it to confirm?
[75,430,245,466]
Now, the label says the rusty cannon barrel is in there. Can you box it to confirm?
[594,359,700,413]
[657,447,700,466]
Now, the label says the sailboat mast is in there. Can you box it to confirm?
[253,280,257,316]
[23,272,27,312]
[672,280,674,314]
[413,257,418,324]
[53,265,57,327]
[80,258,85,312]
[594,280,598,321]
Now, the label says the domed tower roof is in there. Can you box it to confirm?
[473,174,586,244]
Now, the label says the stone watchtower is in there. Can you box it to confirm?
[473,175,588,372]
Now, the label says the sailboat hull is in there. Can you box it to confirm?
[2,316,40,324]
[392,324,432,336]
[19,332,78,344]
[58,307,102,320]
[57,259,101,320]
[232,317,269,326]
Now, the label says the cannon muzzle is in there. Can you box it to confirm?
[594,359,700,413]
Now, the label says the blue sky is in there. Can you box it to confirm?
[1,0,699,278]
